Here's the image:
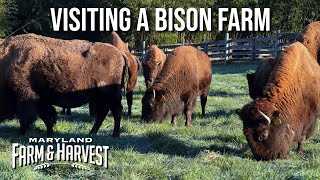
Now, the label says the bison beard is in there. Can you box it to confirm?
[141,46,212,125]
[0,34,129,137]
[238,42,320,160]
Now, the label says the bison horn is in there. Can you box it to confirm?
[161,95,166,101]
[153,89,156,99]
[257,109,271,125]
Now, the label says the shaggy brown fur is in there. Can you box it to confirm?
[237,42,320,160]
[247,58,278,99]
[104,32,139,116]
[142,46,212,125]
[142,45,166,88]
[0,34,129,137]
[298,21,320,62]
[0,39,15,120]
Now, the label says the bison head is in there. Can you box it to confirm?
[142,60,163,88]
[141,88,167,123]
[237,104,294,160]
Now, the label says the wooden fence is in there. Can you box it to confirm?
[131,31,299,64]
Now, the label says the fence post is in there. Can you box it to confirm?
[252,37,256,61]
[275,30,280,57]
[182,38,185,45]
[224,32,230,64]
[142,41,146,59]
[204,43,208,55]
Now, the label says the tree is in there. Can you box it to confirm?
[0,0,17,38]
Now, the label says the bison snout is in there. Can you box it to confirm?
[258,131,269,141]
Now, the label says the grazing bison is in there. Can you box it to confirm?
[104,32,140,116]
[142,45,166,88]
[0,34,129,137]
[246,58,277,99]
[298,21,320,62]
[142,46,212,125]
[237,42,320,160]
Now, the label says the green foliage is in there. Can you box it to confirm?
[0,0,319,45]
[0,0,17,38]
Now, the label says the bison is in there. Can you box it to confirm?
[60,32,139,117]
[0,34,129,137]
[237,42,320,160]
[298,21,320,63]
[246,58,277,99]
[141,46,212,125]
[142,45,166,88]
[104,32,140,116]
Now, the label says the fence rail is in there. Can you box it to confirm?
[131,31,300,64]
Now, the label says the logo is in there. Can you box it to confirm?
[12,138,109,170]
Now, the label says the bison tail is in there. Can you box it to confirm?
[121,52,130,93]
[135,56,142,72]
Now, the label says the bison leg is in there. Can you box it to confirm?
[200,88,209,117]
[200,95,208,117]
[126,91,133,116]
[90,106,109,134]
[171,115,177,126]
[66,108,71,115]
[37,103,57,136]
[60,108,66,115]
[89,101,96,118]
[109,88,123,138]
[110,102,122,138]
[184,97,197,127]
[16,101,37,134]
[297,135,306,154]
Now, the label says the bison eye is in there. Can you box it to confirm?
[157,61,161,66]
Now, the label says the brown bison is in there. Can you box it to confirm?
[142,45,166,88]
[104,32,140,116]
[0,34,129,137]
[298,21,320,62]
[142,46,212,125]
[60,32,139,116]
[246,58,277,99]
[237,42,320,160]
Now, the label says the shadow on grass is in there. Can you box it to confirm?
[0,124,202,158]
[58,109,142,123]
[209,90,247,97]
[58,111,93,123]
[206,109,235,118]
[204,134,249,157]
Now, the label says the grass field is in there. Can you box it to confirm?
[0,62,319,180]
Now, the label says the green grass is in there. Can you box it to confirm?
[0,62,320,179]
